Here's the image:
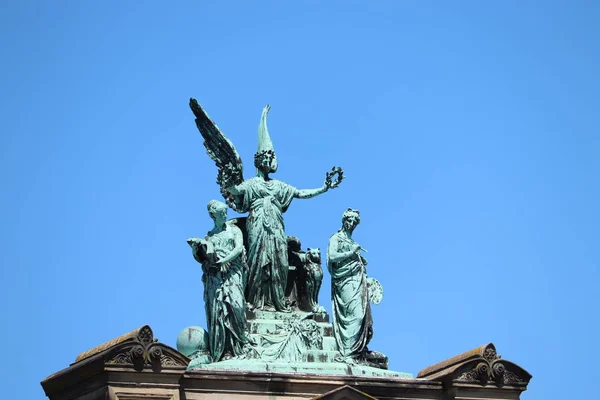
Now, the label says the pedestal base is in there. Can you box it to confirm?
[188,358,413,378]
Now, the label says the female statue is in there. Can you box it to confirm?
[188,200,252,362]
[190,100,344,312]
[327,208,373,361]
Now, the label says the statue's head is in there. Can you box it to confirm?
[254,149,277,174]
[341,208,361,232]
[255,104,278,175]
[207,200,227,223]
[306,248,321,263]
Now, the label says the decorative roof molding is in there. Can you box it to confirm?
[42,325,190,398]
[103,327,190,371]
[72,325,190,370]
[417,343,532,387]
[74,325,150,363]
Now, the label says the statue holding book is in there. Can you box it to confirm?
[187,200,254,362]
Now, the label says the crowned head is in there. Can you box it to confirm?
[256,104,278,175]
[254,149,277,174]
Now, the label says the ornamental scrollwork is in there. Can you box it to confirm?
[105,325,189,370]
[455,344,528,386]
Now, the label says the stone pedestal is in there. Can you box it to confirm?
[186,309,408,377]
[41,326,532,400]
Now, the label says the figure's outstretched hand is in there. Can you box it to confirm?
[325,179,341,190]
[324,166,345,190]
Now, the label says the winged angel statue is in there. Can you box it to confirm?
[190,99,344,313]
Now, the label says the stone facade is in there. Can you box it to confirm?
[41,326,531,400]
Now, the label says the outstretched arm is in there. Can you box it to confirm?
[296,185,328,199]
[295,167,344,199]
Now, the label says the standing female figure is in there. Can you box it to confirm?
[327,208,373,361]
[189,200,251,362]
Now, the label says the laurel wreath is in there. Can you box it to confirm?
[325,166,345,189]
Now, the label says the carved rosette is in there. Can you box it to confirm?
[104,325,190,371]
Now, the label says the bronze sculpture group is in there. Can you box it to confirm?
[186,99,385,369]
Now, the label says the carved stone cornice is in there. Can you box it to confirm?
[103,325,189,371]
[417,343,531,388]
[74,325,148,363]
[41,325,190,399]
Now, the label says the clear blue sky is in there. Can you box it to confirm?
[1,1,598,399]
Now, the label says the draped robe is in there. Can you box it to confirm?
[196,223,249,362]
[237,177,298,311]
[327,231,373,358]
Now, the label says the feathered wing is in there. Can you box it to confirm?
[189,98,245,211]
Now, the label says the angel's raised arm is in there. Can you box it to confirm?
[296,185,327,199]
[295,167,345,199]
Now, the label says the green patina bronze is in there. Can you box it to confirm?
[327,208,387,369]
[189,99,343,313]
[180,99,407,377]
[187,200,255,363]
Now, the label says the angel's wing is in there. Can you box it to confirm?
[189,98,245,209]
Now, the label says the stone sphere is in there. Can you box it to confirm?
[176,326,209,357]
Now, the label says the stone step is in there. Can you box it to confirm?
[303,349,341,363]
[246,309,329,323]
[244,341,340,363]
[246,343,340,363]
[248,319,333,337]
[188,358,414,378]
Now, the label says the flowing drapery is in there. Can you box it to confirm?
[199,224,250,361]
[237,177,297,311]
[327,231,373,358]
